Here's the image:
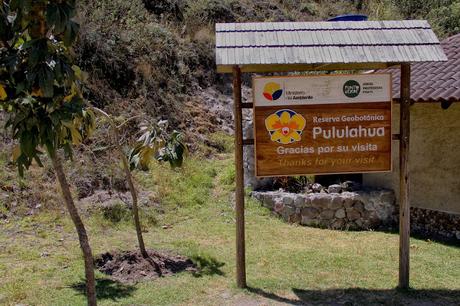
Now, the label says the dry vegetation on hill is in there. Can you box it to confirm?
[1,0,460,217]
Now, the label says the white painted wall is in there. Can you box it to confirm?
[364,103,460,214]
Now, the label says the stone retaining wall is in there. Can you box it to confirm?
[410,208,460,241]
[252,189,395,230]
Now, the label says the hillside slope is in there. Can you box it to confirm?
[1,0,459,217]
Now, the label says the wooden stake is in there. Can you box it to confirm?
[233,66,246,288]
[399,63,411,289]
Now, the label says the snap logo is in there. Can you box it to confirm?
[263,82,283,101]
[265,109,306,144]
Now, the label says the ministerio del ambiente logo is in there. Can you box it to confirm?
[263,82,283,101]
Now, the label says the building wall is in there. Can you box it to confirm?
[363,102,460,214]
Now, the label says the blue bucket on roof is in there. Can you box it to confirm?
[328,14,368,22]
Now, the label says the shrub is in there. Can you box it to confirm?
[427,1,460,38]
[184,0,235,27]
[101,201,132,223]
[392,0,453,18]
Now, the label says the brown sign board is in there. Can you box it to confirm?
[253,74,392,177]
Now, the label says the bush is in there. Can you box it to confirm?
[143,0,185,19]
[184,0,236,27]
[392,0,453,18]
[101,202,132,223]
[300,2,319,15]
[427,1,460,38]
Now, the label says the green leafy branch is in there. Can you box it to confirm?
[129,120,187,171]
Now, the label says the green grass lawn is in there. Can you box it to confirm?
[0,150,459,305]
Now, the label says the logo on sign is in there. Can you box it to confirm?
[263,82,283,101]
[265,109,306,144]
[343,80,361,98]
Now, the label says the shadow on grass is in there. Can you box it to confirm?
[247,287,460,305]
[190,254,225,277]
[70,278,136,301]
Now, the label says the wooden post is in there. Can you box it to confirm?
[399,63,411,289]
[233,66,246,288]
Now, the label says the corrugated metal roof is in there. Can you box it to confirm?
[216,20,447,73]
[380,33,460,103]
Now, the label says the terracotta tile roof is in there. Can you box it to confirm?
[382,33,460,102]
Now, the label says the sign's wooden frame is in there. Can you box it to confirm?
[251,73,394,178]
[232,63,411,290]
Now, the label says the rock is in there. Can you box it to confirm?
[362,210,372,219]
[288,214,301,223]
[301,216,319,227]
[379,190,395,204]
[355,219,364,228]
[343,195,355,208]
[456,231,460,240]
[251,192,264,202]
[294,195,305,207]
[341,181,361,191]
[370,215,382,227]
[263,195,276,209]
[330,219,345,229]
[328,184,342,194]
[346,208,361,221]
[311,183,323,193]
[282,196,294,205]
[311,193,330,208]
[347,222,359,230]
[320,210,335,220]
[335,208,346,219]
[328,196,343,209]
[274,200,284,213]
[301,207,320,218]
[318,219,330,228]
[364,200,375,211]
[376,208,391,220]
[282,205,296,217]
[353,202,364,213]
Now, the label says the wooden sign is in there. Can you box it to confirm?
[253,74,392,177]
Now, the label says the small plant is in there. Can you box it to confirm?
[94,109,186,274]
[129,120,186,170]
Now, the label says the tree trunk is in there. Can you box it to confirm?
[120,152,147,257]
[117,138,163,276]
[50,153,97,306]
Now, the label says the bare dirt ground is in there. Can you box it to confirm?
[95,249,196,284]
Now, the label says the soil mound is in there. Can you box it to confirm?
[95,250,196,284]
